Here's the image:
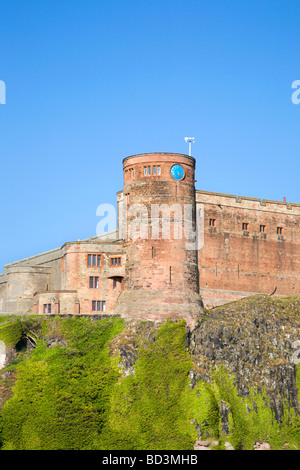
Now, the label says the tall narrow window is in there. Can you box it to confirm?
[148,166,151,175]
[43,304,51,314]
[157,166,161,175]
[242,223,248,231]
[89,276,99,288]
[277,227,283,235]
[144,167,147,176]
[260,225,266,233]
[209,218,216,227]
[153,166,157,175]
[112,277,122,291]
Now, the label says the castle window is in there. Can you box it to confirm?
[110,257,121,267]
[242,223,249,231]
[87,254,102,267]
[92,300,106,312]
[260,225,266,233]
[209,218,216,227]
[144,166,160,176]
[89,276,99,289]
[112,277,122,291]
[43,304,51,314]
[277,227,283,235]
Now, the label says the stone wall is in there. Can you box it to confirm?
[196,190,300,307]
[62,240,125,314]
[0,246,64,313]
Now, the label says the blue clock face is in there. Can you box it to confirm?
[170,164,185,180]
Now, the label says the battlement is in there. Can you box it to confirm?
[196,190,300,214]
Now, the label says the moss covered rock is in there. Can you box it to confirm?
[0,295,299,450]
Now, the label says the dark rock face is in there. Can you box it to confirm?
[0,295,299,431]
[188,295,300,421]
[108,295,300,425]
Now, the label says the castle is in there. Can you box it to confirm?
[0,152,299,326]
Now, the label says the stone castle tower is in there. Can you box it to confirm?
[115,152,204,325]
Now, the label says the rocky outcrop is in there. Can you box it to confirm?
[188,294,300,422]
[0,294,299,450]
[110,294,300,424]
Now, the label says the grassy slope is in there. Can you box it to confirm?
[0,295,299,450]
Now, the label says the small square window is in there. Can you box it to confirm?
[260,225,266,233]
[110,257,121,267]
[209,218,216,227]
[277,227,283,235]
[242,223,248,231]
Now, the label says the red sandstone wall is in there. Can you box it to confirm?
[62,242,125,313]
[197,191,300,307]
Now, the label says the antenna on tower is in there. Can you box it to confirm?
[184,137,195,156]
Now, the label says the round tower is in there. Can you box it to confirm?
[115,152,203,326]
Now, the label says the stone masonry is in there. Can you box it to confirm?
[0,152,299,325]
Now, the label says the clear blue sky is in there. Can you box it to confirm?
[1,0,299,268]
